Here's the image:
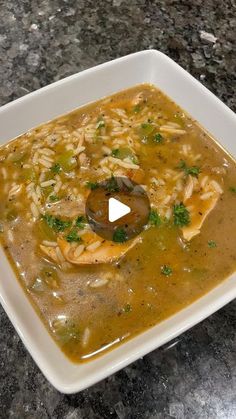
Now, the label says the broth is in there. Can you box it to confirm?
[0,84,235,362]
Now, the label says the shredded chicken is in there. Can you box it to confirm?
[57,236,142,265]
[182,174,223,241]
[46,197,85,218]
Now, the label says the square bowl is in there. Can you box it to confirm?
[0,50,235,393]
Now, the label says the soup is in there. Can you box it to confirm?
[0,84,235,362]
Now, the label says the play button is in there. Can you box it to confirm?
[108,197,131,222]
[85,176,150,242]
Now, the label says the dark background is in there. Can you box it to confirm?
[0,1,235,418]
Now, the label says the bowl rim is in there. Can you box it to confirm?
[0,49,235,393]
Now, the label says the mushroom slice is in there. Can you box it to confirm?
[182,192,219,241]
[40,245,58,263]
[57,236,142,265]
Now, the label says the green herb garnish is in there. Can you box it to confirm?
[186,166,201,177]
[51,163,61,174]
[86,181,99,190]
[178,160,200,178]
[66,229,82,243]
[106,176,120,193]
[49,195,60,202]
[111,149,119,157]
[149,209,162,226]
[173,202,190,227]
[43,214,72,232]
[229,186,236,193]
[153,133,163,143]
[75,216,86,229]
[208,240,217,248]
[139,122,164,145]
[113,228,127,243]
[161,265,173,276]
[123,303,132,312]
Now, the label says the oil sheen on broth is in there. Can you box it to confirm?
[0,84,235,363]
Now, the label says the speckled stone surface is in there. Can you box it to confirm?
[0,1,235,418]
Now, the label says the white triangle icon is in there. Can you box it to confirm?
[108,197,131,222]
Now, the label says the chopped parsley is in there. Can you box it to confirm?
[229,186,236,193]
[86,181,99,190]
[153,133,163,143]
[173,202,190,227]
[66,229,82,243]
[139,122,164,145]
[111,149,119,157]
[161,265,173,276]
[208,240,217,248]
[123,303,132,312]
[149,209,162,226]
[178,160,200,178]
[49,195,60,202]
[186,166,201,177]
[113,228,127,243]
[43,214,72,232]
[51,163,61,174]
[75,215,86,229]
[105,176,120,193]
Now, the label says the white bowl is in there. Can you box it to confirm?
[0,50,235,393]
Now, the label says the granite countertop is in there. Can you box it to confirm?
[0,1,235,418]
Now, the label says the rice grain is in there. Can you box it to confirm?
[86,241,102,252]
